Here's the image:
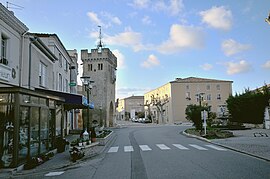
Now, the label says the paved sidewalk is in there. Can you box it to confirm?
[211,129,270,161]
[0,132,116,178]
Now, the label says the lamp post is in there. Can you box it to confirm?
[99,105,103,127]
[80,76,94,133]
[195,93,205,106]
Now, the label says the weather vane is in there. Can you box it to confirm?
[97,25,104,50]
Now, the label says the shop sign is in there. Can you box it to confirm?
[0,64,11,81]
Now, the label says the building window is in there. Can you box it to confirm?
[186,92,191,100]
[59,53,62,67]
[98,63,103,70]
[58,73,62,91]
[64,59,68,71]
[65,79,68,92]
[216,84,220,90]
[206,84,210,91]
[217,94,221,100]
[207,94,211,101]
[88,64,93,71]
[1,35,8,65]
[39,62,47,87]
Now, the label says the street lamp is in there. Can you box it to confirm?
[80,76,94,133]
[195,93,205,106]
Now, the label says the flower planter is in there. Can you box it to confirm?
[97,131,114,146]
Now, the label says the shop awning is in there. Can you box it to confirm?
[35,88,94,110]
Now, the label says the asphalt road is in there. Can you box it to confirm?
[16,125,270,179]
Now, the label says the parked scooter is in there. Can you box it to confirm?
[69,146,85,162]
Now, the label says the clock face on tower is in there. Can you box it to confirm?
[111,68,116,84]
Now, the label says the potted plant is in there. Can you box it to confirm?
[91,127,97,143]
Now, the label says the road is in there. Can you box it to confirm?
[16,125,270,179]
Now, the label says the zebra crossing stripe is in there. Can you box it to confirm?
[124,146,134,152]
[45,171,64,176]
[205,144,227,151]
[139,145,152,151]
[108,146,119,153]
[189,144,208,150]
[172,144,189,150]
[156,144,170,150]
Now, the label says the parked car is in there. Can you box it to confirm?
[143,118,152,123]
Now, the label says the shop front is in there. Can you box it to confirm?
[0,87,87,168]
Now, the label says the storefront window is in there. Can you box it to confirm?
[30,107,39,157]
[0,104,14,168]
[18,107,29,164]
[0,94,14,103]
[40,108,49,153]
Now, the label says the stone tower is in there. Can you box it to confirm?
[81,29,117,127]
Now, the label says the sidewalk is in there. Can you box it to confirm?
[184,128,270,162]
[211,129,270,161]
[0,132,116,178]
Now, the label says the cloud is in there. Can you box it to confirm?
[87,11,122,27]
[225,60,252,75]
[87,12,103,25]
[157,24,204,54]
[104,27,144,51]
[200,63,213,71]
[262,60,270,69]
[112,49,125,69]
[142,16,153,25]
[117,87,151,99]
[200,6,233,30]
[131,0,184,16]
[222,39,251,56]
[101,12,122,25]
[131,0,150,8]
[141,54,160,68]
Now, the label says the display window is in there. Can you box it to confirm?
[0,94,14,168]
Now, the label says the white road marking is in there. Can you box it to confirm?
[45,171,64,176]
[139,145,152,151]
[205,144,227,151]
[172,144,189,150]
[108,146,119,153]
[189,144,208,150]
[156,144,171,150]
[124,146,134,152]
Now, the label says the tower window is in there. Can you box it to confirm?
[98,63,103,70]
[88,64,93,71]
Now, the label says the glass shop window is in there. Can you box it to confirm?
[30,107,39,157]
[18,107,29,164]
[0,104,15,168]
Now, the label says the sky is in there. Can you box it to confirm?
[2,0,270,99]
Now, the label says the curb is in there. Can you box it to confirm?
[182,130,270,163]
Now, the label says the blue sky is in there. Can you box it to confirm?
[3,0,270,99]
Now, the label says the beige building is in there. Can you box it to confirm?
[116,96,144,121]
[144,77,233,124]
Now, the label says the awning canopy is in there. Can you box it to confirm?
[35,88,94,110]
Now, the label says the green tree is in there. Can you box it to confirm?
[226,85,270,124]
[185,104,208,130]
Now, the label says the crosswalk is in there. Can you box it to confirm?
[107,144,227,153]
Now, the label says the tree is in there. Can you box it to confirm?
[226,85,270,124]
[185,104,208,130]
[150,94,169,123]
